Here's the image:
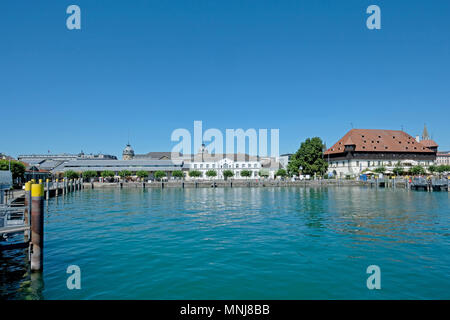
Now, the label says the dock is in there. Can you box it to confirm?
[0,178,84,271]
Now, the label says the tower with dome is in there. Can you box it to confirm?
[122,143,135,160]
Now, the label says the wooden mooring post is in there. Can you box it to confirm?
[24,182,32,241]
[45,179,50,200]
[31,183,44,272]
[55,179,59,196]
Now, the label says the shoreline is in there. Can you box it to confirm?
[85,180,375,189]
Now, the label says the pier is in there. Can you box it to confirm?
[0,178,84,270]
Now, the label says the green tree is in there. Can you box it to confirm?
[374,167,386,174]
[437,165,450,173]
[64,170,79,180]
[189,170,202,178]
[392,163,404,176]
[240,170,252,178]
[0,160,26,181]
[172,170,184,179]
[258,169,269,178]
[275,168,287,178]
[83,170,97,180]
[223,170,234,180]
[101,170,115,178]
[410,165,426,175]
[118,170,132,179]
[136,170,149,179]
[287,137,328,176]
[428,165,438,174]
[205,170,217,178]
[154,170,167,180]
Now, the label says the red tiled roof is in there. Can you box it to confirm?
[325,129,435,155]
[420,139,438,148]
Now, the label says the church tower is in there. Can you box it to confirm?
[422,124,430,141]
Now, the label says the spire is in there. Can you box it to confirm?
[422,124,430,140]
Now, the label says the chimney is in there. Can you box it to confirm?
[415,135,420,142]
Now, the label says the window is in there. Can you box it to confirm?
[236,164,239,168]
[212,164,215,168]
[194,164,197,169]
[206,164,209,168]
[242,164,246,168]
[254,164,257,168]
[200,164,203,168]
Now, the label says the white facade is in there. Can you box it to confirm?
[436,153,450,165]
[188,157,267,179]
[328,159,435,177]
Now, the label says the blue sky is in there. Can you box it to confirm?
[1,0,449,158]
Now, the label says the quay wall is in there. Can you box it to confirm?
[84,180,367,189]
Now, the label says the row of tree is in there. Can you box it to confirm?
[372,164,450,176]
[63,168,289,181]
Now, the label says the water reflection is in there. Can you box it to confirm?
[1,186,449,299]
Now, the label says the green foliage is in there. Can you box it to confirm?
[436,165,450,173]
[206,170,217,177]
[172,170,184,179]
[118,170,132,178]
[287,137,328,176]
[240,170,252,178]
[154,170,167,180]
[222,170,234,180]
[428,165,437,173]
[136,170,149,179]
[275,169,287,177]
[410,165,426,175]
[101,170,115,178]
[374,167,386,174]
[392,163,404,176]
[258,169,269,177]
[0,160,26,180]
[83,171,97,179]
[64,170,79,179]
[189,170,202,178]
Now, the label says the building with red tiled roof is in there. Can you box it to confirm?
[436,152,450,165]
[325,129,437,177]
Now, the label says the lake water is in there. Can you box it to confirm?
[1,187,449,299]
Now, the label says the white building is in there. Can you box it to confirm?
[184,144,279,179]
[436,152,450,165]
[325,129,438,177]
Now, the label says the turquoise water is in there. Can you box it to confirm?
[1,187,449,299]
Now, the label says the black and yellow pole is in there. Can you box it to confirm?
[31,183,44,271]
[24,181,32,241]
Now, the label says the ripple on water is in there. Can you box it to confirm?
[1,187,449,299]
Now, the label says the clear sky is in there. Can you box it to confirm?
[1,0,449,158]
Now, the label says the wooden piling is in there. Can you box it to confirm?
[45,179,50,200]
[31,183,44,272]
[24,182,32,241]
[55,179,59,196]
